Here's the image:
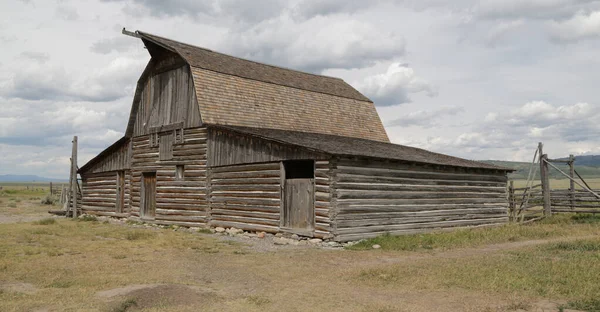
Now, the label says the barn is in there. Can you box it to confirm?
[78,30,511,241]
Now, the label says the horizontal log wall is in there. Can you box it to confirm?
[332,158,509,241]
[208,162,282,233]
[129,127,208,226]
[314,160,334,238]
[207,128,326,167]
[81,171,129,217]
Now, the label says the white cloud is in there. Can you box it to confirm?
[387,106,464,127]
[355,62,437,106]
[222,15,406,73]
[549,10,600,42]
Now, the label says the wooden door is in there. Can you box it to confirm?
[283,179,314,230]
[116,171,125,213]
[141,172,156,218]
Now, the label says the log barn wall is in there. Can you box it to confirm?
[80,139,131,216]
[81,171,130,217]
[331,158,509,241]
[208,162,282,233]
[207,160,335,239]
[314,160,334,238]
[129,127,208,226]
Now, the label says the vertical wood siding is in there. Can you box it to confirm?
[129,127,208,226]
[207,128,326,167]
[81,171,130,217]
[133,66,201,137]
[83,140,130,174]
[208,162,282,233]
[332,158,509,241]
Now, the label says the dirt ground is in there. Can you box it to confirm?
[0,191,593,312]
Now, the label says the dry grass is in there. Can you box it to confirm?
[357,238,600,309]
[0,219,234,311]
[2,183,600,311]
[512,177,600,189]
[349,214,600,251]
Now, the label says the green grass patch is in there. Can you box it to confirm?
[7,203,17,208]
[124,230,156,240]
[348,215,600,251]
[546,240,600,252]
[197,228,212,234]
[77,215,98,222]
[32,218,56,225]
[358,238,600,304]
[561,298,600,312]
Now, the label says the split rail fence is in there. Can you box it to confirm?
[508,142,600,222]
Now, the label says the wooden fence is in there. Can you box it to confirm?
[508,181,600,222]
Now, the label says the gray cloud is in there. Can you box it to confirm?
[55,5,79,20]
[222,16,406,73]
[101,0,214,18]
[387,106,465,127]
[2,57,146,102]
[19,51,49,63]
[292,0,380,20]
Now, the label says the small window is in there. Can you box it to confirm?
[174,128,184,144]
[283,160,314,179]
[176,165,185,181]
[149,133,160,147]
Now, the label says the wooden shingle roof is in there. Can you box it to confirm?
[135,31,390,142]
[137,31,370,102]
[215,125,512,171]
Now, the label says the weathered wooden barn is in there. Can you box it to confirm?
[78,30,511,241]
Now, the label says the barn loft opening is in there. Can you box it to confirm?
[283,160,314,179]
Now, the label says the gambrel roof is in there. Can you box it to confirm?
[128,30,389,142]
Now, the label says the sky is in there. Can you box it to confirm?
[1,0,599,179]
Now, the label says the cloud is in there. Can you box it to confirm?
[90,36,138,54]
[549,10,600,42]
[354,63,437,106]
[103,0,286,24]
[222,15,406,73]
[101,0,214,18]
[19,51,50,63]
[477,0,600,21]
[55,5,79,20]
[387,106,464,127]
[292,0,380,20]
[1,57,146,102]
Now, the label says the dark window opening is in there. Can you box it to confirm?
[283,160,314,179]
[176,165,185,181]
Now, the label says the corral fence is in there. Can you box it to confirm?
[509,142,600,222]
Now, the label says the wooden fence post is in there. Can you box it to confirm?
[569,154,575,210]
[539,142,551,216]
[71,136,78,218]
[508,180,515,221]
[50,182,53,195]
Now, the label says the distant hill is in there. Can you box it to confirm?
[481,155,600,180]
[0,174,68,182]
[555,155,600,167]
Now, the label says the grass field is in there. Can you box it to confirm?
[2,183,600,311]
[512,178,600,189]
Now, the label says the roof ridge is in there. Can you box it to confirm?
[136,30,345,81]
